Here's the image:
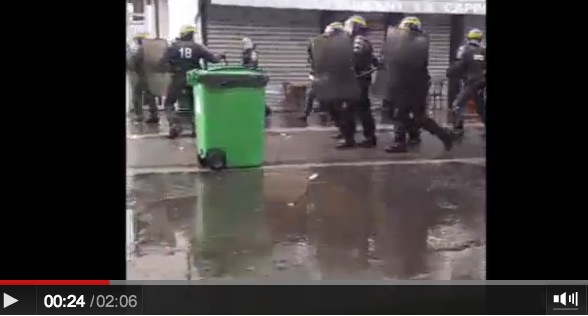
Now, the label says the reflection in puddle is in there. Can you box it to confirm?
[127,162,486,280]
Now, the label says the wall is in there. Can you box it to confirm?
[127,0,160,39]
[168,0,201,41]
[158,0,170,39]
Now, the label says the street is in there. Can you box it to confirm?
[126,112,486,280]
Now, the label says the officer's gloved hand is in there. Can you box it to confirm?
[218,53,227,64]
[376,56,385,68]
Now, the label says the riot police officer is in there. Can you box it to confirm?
[383,16,453,153]
[241,37,271,117]
[301,22,344,135]
[128,32,159,124]
[446,28,486,136]
[161,25,224,139]
[337,15,378,149]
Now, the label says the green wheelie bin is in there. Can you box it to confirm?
[187,66,269,170]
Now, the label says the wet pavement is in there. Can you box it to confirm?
[127,162,485,280]
[128,109,481,138]
[126,111,486,280]
[128,128,484,171]
[127,109,484,171]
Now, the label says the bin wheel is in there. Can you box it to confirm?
[197,155,206,168]
[205,148,226,170]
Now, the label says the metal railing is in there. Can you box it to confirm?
[428,77,447,110]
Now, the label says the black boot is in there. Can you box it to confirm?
[132,98,144,122]
[451,127,465,138]
[297,114,308,122]
[385,140,408,153]
[357,136,377,148]
[168,124,183,139]
[421,117,453,151]
[145,113,159,124]
[132,111,144,123]
[335,138,356,149]
[407,131,422,146]
[387,121,408,153]
[451,120,465,137]
[439,128,454,151]
[331,133,344,140]
[408,137,422,146]
[190,122,196,137]
[405,118,421,146]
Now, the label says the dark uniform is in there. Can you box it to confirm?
[383,17,452,153]
[241,37,271,117]
[128,33,158,123]
[446,29,486,135]
[301,23,344,133]
[381,46,423,145]
[337,15,378,149]
[161,25,222,139]
[300,41,317,121]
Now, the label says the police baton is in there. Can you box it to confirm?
[356,67,379,79]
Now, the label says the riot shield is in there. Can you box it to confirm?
[372,27,405,99]
[141,38,172,97]
[370,63,387,99]
[310,34,360,102]
[372,27,397,98]
[373,27,430,99]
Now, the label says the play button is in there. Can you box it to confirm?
[3,293,18,308]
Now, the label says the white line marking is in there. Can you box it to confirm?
[128,157,485,175]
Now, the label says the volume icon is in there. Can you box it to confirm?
[553,292,579,307]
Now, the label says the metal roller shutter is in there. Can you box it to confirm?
[419,14,451,104]
[206,5,320,107]
[366,21,385,108]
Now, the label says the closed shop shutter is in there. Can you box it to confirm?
[364,16,385,108]
[419,14,451,104]
[206,5,320,108]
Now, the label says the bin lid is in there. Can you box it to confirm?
[187,66,269,87]
[188,66,263,79]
